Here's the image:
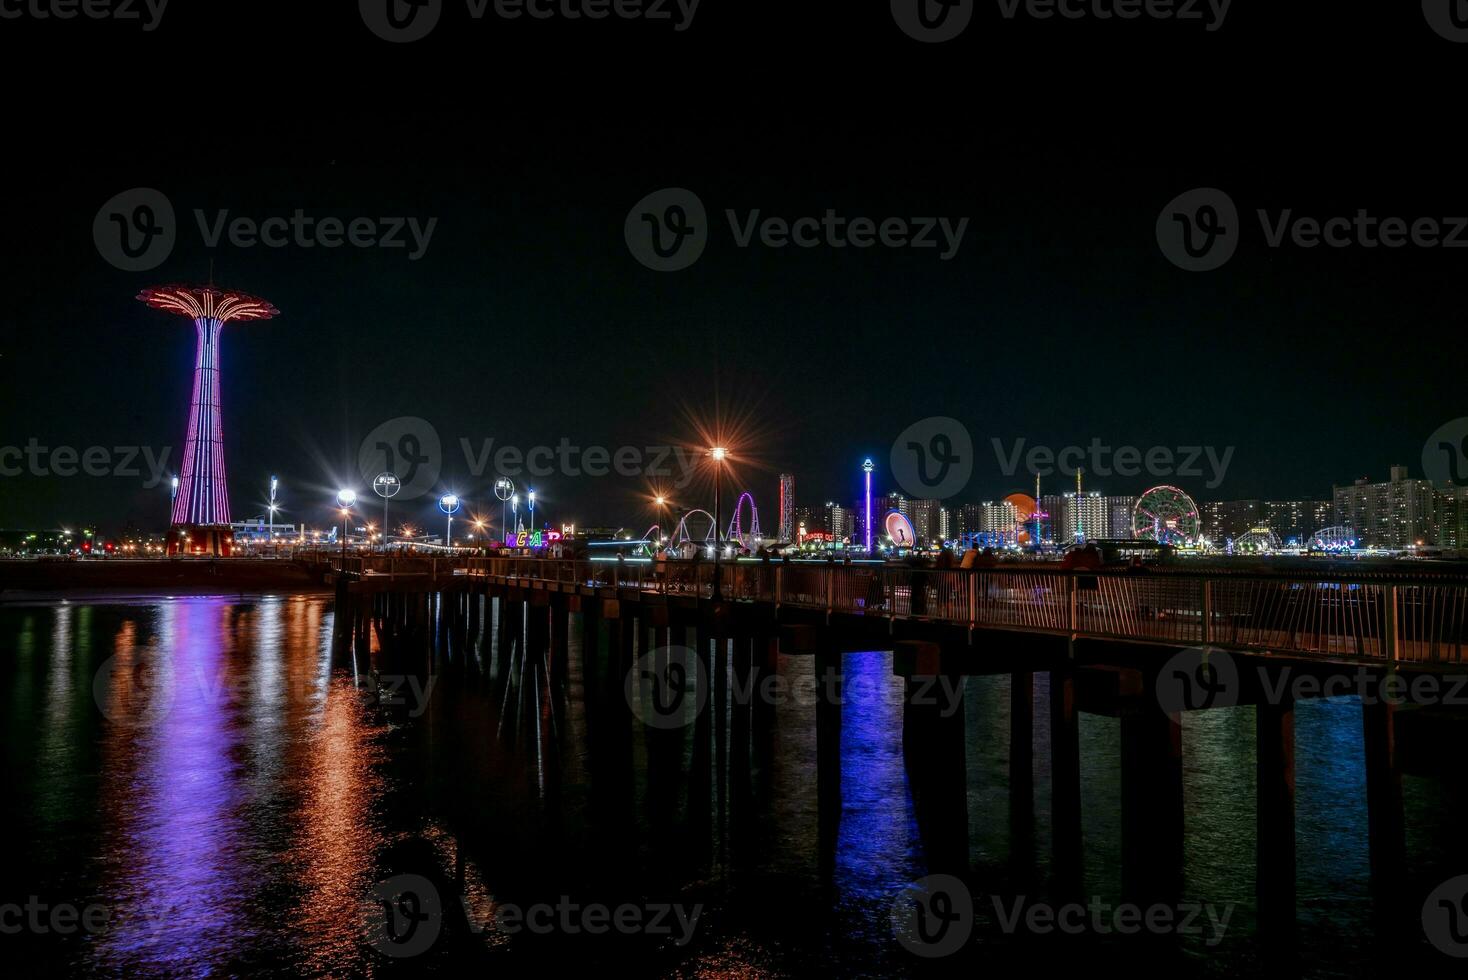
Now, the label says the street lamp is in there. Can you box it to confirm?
[336,488,356,564]
[527,487,536,533]
[862,458,875,553]
[511,493,521,534]
[373,472,401,551]
[494,478,514,542]
[654,494,668,545]
[708,447,729,600]
[438,493,461,548]
[268,475,278,556]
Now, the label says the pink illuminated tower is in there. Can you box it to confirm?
[138,284,278,555]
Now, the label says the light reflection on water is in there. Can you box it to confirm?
[0,595,1460,976]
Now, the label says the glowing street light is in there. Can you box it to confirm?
[862,458,874,553]
[527,487,537,533]
[438,493,461,547]
[653,494,669,544]
[335,488,356,562]
[511,493,521,534]
[268,475,279,555]
[708,447,730,601]
[494,478,514,541]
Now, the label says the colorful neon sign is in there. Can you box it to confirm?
[506,529,563,549]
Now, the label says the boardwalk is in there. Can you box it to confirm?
[331,555,1468,668]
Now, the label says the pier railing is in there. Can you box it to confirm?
[331,554,1468,666]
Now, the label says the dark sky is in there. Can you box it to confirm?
[0,3,1462,532]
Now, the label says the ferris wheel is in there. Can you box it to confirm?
[1132,485,1200,545]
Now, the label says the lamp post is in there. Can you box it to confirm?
[708,447,728,601]
[336,488,356,566]
[862,458,874,553]
[439,493,460,548]
[372,472,401,552]
[511,493,521,535]
[268,475,278,557]
[527,487,536,535]
[494,478,514,543]
[654,495,668,547]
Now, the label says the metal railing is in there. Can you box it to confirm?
[339,556,1468,666]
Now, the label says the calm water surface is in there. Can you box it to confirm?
[2,595,1462,976]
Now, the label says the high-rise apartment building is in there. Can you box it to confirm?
[1333,466,1440,548]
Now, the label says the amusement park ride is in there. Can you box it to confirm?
[139,283,279,557]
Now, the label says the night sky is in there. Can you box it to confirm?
[1,3,1461,531]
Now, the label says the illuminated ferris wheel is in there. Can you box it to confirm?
[1132,485,1200,545]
